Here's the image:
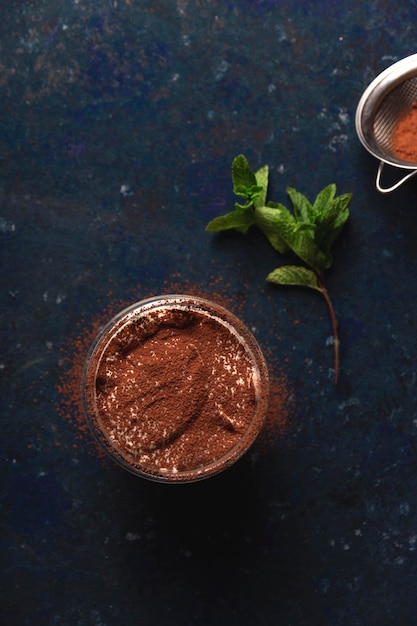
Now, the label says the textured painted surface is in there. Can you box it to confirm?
[1,1,417,625]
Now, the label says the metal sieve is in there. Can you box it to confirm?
[355,53,417,193]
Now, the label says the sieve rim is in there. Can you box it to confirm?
[355,52,417,169]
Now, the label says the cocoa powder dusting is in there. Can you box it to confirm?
[55,274,292,463]
[392,102,417,162]
[89,308,258,474]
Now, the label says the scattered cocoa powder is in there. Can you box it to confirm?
[392,101,417,162]
[55,273,292,463]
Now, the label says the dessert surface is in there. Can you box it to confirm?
[92,308,259,474]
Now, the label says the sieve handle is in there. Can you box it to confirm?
[376,161,417,194]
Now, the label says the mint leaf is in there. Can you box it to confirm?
[254,165,269,208]
[266,219,332,269]
[286,187,314,223]
[232,155,258,194]
[254,205,293,254]
[315,193,351,251]
[311,183,336,218]
[205,207,256,233]
[266,265,320,290]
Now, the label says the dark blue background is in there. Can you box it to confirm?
[2,1,417,624]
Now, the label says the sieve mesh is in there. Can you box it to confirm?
[373,76,417,160]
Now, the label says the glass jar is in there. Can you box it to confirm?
[82,294,269,483]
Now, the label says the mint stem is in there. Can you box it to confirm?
[317,271,340,384]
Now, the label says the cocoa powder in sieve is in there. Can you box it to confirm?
[392,101,417,162]
[87,306,263,477]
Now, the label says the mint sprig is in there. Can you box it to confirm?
[205,154,352,384]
